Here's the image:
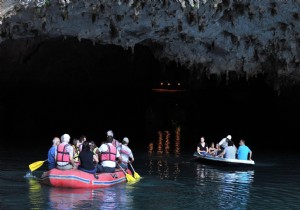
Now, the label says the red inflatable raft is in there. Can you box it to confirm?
[40,168,131,188]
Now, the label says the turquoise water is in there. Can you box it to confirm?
[1,147,300,210]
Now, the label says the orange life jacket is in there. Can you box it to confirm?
[56,143,70,163]
[100,143,116,161]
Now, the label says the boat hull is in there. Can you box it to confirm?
[193,152,255,167]
[40,168,131,188]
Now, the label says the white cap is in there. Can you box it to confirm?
[61,134,71,143]
[227,135,232,140]
[107,130,114,137]
[123,137,129,144]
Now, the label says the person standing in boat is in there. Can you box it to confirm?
[197,136,209,155]
[56,134,77,170]
[237,139,253,161]
[97,135,121,173]
[118,137,134,170]
[78,141,99,174]
[218,140,237,159]
[47,137,60,170]
[218,135,233,152]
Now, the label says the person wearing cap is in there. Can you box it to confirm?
[47,137,60,170]
[218,135,232,152]
[56,134,77,170]
[97,135,121,173]
[118,137,134,170]
[106,130,121,148]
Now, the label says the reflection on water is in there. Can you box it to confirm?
[48,184,134,209]
[195,164,254,209]
[148,126,181,156]
[28,178,43,210]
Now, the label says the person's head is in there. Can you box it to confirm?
[228,140,234,147]
[107,135,113,143]
[107,130,114,137]
[226,135,232,140]
[239,139,245,145]
[79,135,87,143]
[73,138,80,147]
[122,137,129,145]
[52,137,60,146]
[89,140,96,150]
[200,137,205,142]
[61,134,71,143]
[210,142,215,148]
[82,141,90,151]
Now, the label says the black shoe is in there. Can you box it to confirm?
[94,174,99,179]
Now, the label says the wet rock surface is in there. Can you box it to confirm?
[1,0,300,90]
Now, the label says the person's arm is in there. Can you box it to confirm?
[197,145,200,153]
[206,146,209,153]
[249,151,252,161]
[93,154,99,163]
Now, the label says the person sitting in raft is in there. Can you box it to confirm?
[89,140,98,155]
[79,135,87,152]
[117,137,134,170]
[237,139,253,161]
[97,135,121,173]
[197,136,208,155]
[72,138,80,164]
[78,141,99,174]
[56,134,77,170]
[47,137,60,170]
[218,140,237,159]
[107,130,121,148]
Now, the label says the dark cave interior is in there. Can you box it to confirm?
[0,37,300,152]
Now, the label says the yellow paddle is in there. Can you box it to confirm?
[118,164,136,183]
[29,159,47,172]
[129,162,141,179]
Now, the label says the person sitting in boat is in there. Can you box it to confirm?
[208,142,217,156]
[218,140,237,159]
[78,141,99,174]
[237,139,253,161]
[117,137,134,170]
[79,135,87,152]
[107,130,121,148]
[72,138,80,164]
[47,137,60,170]
[89,140,99,155]
[56,134,77,170]
[197,136,208,155]
[97,135,121,173]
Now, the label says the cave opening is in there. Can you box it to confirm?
[0,37,299,152]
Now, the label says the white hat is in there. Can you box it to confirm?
[61,134,71,143]
[123,137,129,144]
[227,135,232,140]
[107,130,114,137]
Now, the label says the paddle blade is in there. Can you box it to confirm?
[126,174,136,183]
[29,160,46,172]
[133,172,141,179]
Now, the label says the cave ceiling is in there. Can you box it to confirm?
[1,0,300,91]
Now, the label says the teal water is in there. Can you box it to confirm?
[1,146,300,210]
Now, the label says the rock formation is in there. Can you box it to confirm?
[1,0,300,91]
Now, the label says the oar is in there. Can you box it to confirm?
[129,162,141,179]
[117,163,136,183]
[29,159,47,172]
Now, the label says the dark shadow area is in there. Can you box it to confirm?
[0,37,300,154]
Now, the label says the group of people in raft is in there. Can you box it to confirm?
[197,135,253,160]
[47,130,134,178]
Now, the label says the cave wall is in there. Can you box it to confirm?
[1,0,300,90]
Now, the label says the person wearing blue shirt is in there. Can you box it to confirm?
[47,137,60,170]
[237,139,252,160]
